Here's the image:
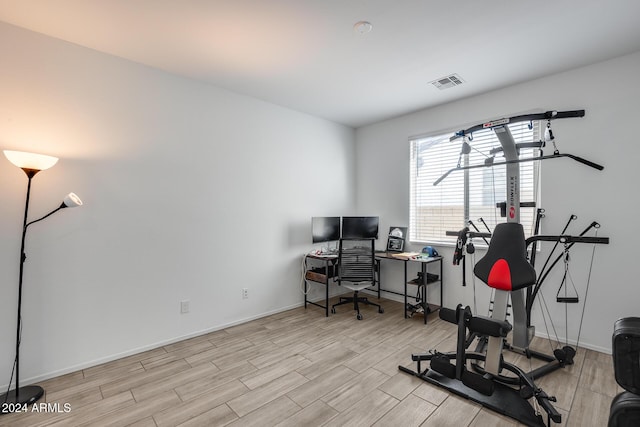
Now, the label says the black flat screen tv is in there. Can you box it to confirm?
[342,216,379,239]
[311,217,341,243]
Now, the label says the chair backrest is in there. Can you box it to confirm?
[338,238,375,284]
[613,317,640,394]
[474,222,536,291]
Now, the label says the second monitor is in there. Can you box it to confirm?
[342,216,379,239]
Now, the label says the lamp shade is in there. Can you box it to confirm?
[4,150,59,171]
[63,192,83,208]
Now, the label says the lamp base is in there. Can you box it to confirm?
[0,385,44,414]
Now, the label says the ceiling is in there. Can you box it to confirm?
[1,0,640,128]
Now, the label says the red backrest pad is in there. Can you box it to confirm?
[474,223,536,291]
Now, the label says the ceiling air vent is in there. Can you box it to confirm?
[431,74,465,90]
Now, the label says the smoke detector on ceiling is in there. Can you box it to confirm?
[431,74,465,90]
[353,21,373,34]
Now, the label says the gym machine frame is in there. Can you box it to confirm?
[399,110,609,427]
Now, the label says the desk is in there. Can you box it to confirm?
[303,252,442,323]
[375,253,443,324]
[303,253,338,317]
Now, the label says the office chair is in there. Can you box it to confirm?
[331,238,384,320]
[609,317,640,427]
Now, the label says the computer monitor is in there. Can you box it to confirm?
[311,216,341,243]
[342,216,379,239]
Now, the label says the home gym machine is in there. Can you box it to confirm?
[399,110,609,426]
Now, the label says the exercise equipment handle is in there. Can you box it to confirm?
[536,392,562,424]
[434,153,604,186]
[526,235,609,245]
[450,109,585,141]
[564,154,604,171]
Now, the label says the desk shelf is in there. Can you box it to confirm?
[375,253,443,324]
[303,254,338,317]
[407,273,439,286]
[406,302,441,318]
[406,271,441,319]
[305,265,336,284]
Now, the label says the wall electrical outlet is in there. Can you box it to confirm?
[242,288,249,299]
[180,300,190,314]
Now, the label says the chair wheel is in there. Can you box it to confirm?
[331,308,336,314]
[378,307,384,314]
[357,313,363,320]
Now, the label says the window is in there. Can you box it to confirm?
[409,121,541,244]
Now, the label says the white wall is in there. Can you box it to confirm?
[0,22,355,387]
[356,51,640,353]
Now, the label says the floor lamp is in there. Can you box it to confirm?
[1,150,82,412]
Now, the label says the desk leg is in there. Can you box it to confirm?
[377,260,381,299]
[304,256,308,309]
[440,258,443,309]
[304,280,308,309]
[404,260,408,319]
[422,263,427,325]
[324,262,329,317]
[326,284,329,317]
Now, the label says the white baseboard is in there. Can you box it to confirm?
[366,289,612,354]
[532,330,611,355]
[1,302,305,391]
[3,291,610,391]
[13,288,355,389]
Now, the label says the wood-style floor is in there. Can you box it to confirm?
[0,297,619,426]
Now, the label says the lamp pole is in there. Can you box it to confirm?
[1,151,82,413]
[2,170,45,407]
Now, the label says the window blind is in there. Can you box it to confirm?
[409,121,541,244]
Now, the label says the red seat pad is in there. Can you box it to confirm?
[474,223,536,291]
